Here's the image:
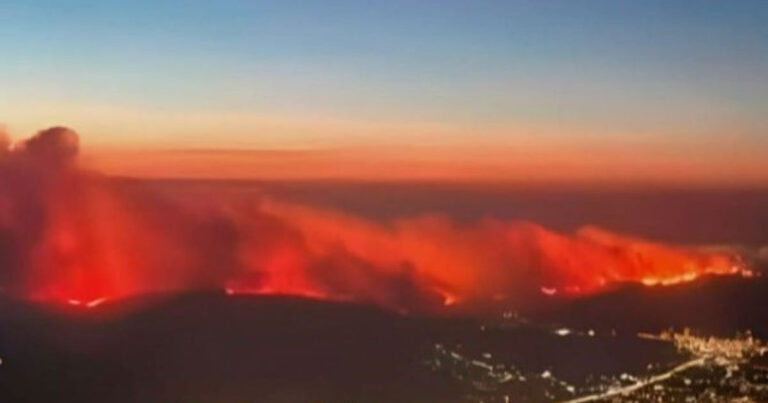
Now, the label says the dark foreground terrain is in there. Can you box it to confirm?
[1,276,767,403]
[0,293,464,403]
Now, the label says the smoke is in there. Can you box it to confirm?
[0,127,241,302]
[0,127,755,312]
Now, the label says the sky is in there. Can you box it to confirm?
[1,1,767,183]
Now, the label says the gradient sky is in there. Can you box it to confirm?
[1,1,767,183]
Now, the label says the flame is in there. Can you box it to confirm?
[65,297,108,308]
[540,287,558,296]
[0,127,757,312]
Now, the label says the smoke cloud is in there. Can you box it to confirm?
[0,127,755,312]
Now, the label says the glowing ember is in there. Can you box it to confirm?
[439,291,459,306]
[64,297,108,309]
[540,287,558,296]
[223,285,330,301]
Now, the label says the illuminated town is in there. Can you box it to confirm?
[427,324,768,402]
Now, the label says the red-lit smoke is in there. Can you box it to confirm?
[0,127,754,312]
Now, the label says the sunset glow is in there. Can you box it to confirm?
[1,1,766,185]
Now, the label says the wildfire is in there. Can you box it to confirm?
[437,289,459,306]
[0,127,758,313]
[640,265,754,288]
[540,287,558,296]
[223,284,331,301]
[65,297,108,308]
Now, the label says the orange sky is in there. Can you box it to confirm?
[83,144,768,186]
[4,100,764,185]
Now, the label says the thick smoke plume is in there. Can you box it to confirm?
[0,127,755,312]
